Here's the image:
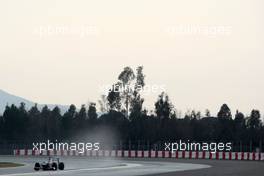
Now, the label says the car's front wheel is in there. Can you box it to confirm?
[34,163,40,171]
[52,163,57,170]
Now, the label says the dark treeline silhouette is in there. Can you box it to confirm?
[0,66,263,152]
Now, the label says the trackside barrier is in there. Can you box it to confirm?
[13,149,264,161]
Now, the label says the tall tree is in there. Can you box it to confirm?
[130,94,144,120]
[18,102,30,137]
[155,92,173,119]
[88,102,98,121]
[40,105,51,140]
[74,104,87,130]
[49,106,61,140]
[234,110,246,141]
[234,110,245,128]
[217,104,232,120]
[61,104,76,139]
[28,104,41,140]
[130,66,145,120]
[107,83,121,111]
[118,66,135,118]
[134,66,145,90]
[247,109,261,130]
[2,103,30,141]
[216,104,233,141]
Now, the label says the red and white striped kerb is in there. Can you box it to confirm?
[13,149,264,161]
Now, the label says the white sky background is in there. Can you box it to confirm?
[0,0,263,116]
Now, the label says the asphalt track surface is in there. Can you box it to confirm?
[0,156,263,176]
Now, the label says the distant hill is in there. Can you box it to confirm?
[0,89,69,115]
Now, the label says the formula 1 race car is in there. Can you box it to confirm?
[34,157,65,171]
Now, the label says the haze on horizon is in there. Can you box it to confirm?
[0,0,263,116]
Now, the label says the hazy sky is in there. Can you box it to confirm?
[0,0,263,116]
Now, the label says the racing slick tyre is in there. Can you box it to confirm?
[52,162,58,170]
[58,162,64,170]
[34,162,40,171]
